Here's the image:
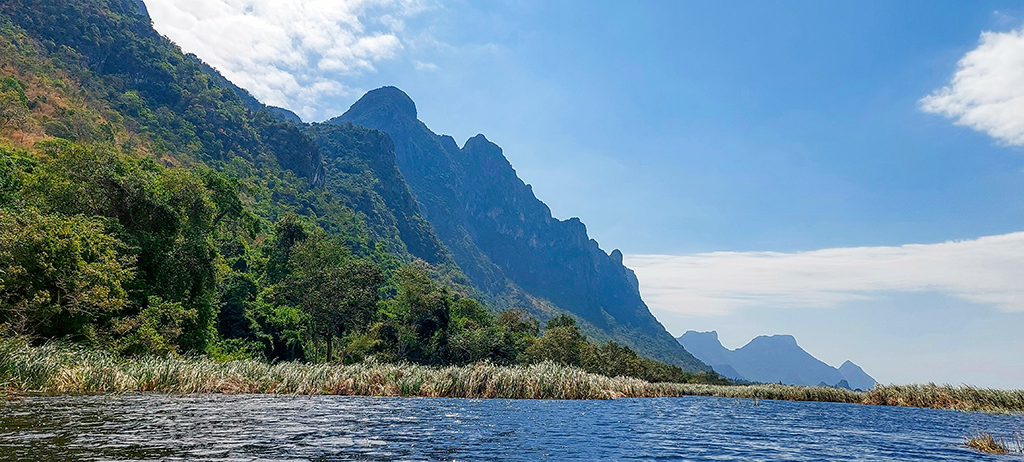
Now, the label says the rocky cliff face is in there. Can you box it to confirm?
[331,86,708,371]
[333,87,508,295]
[253,112,326,188]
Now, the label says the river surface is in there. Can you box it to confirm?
[1,394,1022,461]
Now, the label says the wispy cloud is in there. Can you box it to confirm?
[412,60,439,71]
[145,0,432,121]
[921,25,1024,145]
[625,232,1024,316]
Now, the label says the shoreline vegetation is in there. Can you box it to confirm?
[3,342,1023,414]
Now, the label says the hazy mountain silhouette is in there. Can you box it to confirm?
[679,331,876,388]
[838,360,876,391]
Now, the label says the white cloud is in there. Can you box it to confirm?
[413,60,438,71]
[921,26,1024,145]
[145,0,430,121]
[624,232,1024,316]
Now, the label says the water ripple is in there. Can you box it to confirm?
[0,395,1021,461]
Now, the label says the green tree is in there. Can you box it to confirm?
[110,296,196,356]
[21,140,242,352]
[0,144,34,207]
[0,208,134,340]
[285,234,384,362]
[377,266,453,363]
[0,76,28,131]
[525,315,589,366]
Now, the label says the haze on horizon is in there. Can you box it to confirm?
[145,0,1024,388]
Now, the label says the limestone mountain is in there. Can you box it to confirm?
[0,0,708,372]
[304,122,454,267]
[330,87,708,371]
[679,331,876,389]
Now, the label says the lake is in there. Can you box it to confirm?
[0,394,1021,460]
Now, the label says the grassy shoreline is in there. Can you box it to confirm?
[2,341,1022,413]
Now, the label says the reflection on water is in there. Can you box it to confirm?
[1,394,1022,461]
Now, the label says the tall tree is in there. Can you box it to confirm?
[285,234,383,362]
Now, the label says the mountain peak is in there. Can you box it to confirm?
[683,330,875,388]
[462,133,506,161]
[678,331,737,379]
[133,0,148,16]
[749,334,797,346]
[336,86,417,123]
[682,330,719,342]
[838,360,877,390]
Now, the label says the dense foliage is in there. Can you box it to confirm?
[0,140,724,383]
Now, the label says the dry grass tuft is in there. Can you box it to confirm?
[965,433,1008,454]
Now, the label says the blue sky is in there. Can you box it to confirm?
[147,0,1024,387]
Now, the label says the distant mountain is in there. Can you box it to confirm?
[330,87,709,371]
[674,331,743,380]
[839,360,876,391]
[678,331,876,389]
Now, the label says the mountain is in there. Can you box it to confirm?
[679,331,876,389]
[330,87,709,371]
[304,122,453,266]
[0,0,711,374]
[675,331,746,381]
[732,334,844,386]
[839,360,876,391]
[0,0,476,353]
[267,106,302,124]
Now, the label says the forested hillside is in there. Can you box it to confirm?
[0,0,717,381]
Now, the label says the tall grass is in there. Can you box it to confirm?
[2,340,1022,413]
[864,384,1024,413]
[0,340,671,399]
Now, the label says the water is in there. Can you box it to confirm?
[1,395,1022,461]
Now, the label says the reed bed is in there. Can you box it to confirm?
[864,384,1024,413]
[0,340,679,399]
[2,340,1022,413]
